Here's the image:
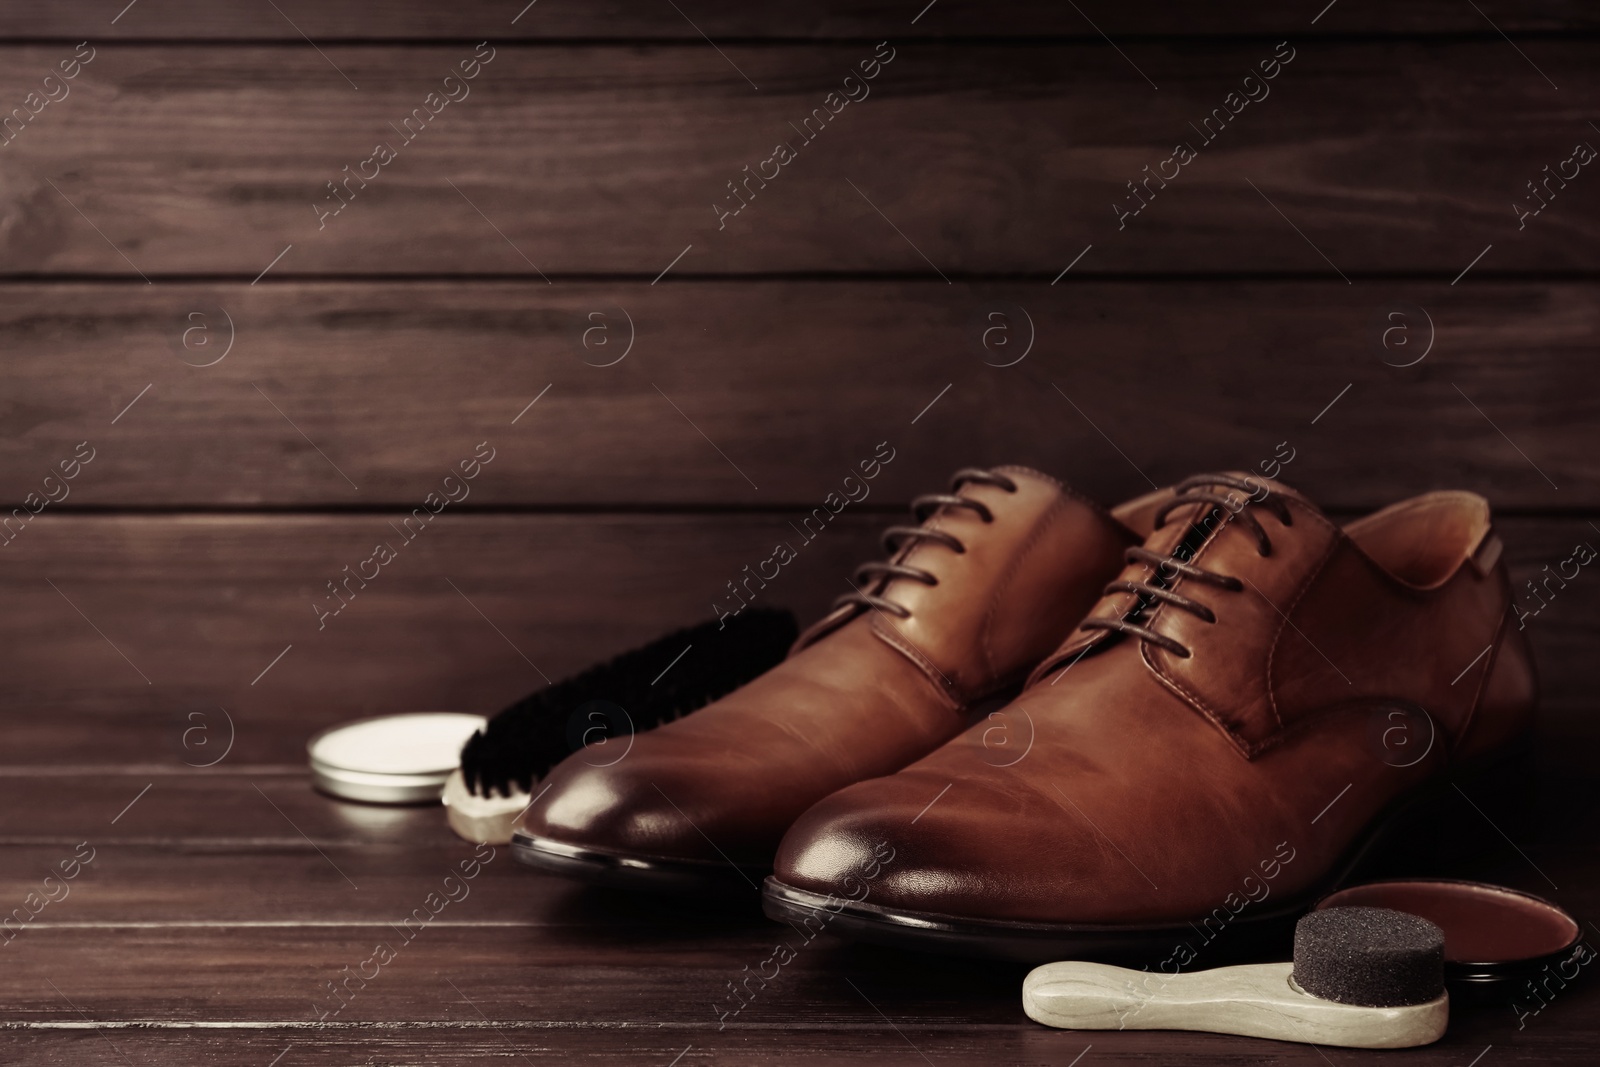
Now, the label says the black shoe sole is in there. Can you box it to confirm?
[761,740,1537,963]
[510,829,769,895]
[762,878,1280,964]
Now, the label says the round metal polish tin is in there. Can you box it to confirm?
[1315,879,1586,993]
[307,712,487,804]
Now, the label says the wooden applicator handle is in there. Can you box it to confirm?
[1022,961,1448,1049]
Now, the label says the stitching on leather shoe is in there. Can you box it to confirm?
[994,464,1144,540]
[1140,637,1260,757]
[1138,497,1333,756]
[1153,494,1332,742]
[865,496,962,702]
[868,612,966,710]
[1262,521,1342,734]
[980,490,1069,681]
[1135,523,1263,757]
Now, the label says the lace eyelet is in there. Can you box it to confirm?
[842,471,1012,619]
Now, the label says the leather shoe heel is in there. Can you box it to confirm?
[1359,744,1539,880]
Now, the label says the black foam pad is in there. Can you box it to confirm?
[1293,906,1445,1008]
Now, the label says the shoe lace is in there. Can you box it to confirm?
[1078,473,1292,659]
[830,467,1020,619]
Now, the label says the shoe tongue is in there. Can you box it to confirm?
[1129,469,1304,569]
[1156,470,1313,538]
[1026,472,1310,686]
[1160,470,1310,529]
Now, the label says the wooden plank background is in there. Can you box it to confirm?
[0,281,1591,508]
[1,42,1596,277]
[8,0,1600,38]
[1,2,1596,1064]
[0,514,1594,762]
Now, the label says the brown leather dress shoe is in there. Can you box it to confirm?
[511,467,1161,890]
[765,473,1537,958]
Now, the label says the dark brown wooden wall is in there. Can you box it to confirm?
[2,3,1597,1062]
[3,1,1594,720]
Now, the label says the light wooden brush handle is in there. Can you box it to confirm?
[1022,960,1448,1049]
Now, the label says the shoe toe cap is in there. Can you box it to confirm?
[775,768,1176,922]
[774,773,988,912]
[514,751,710,858]
[513,734,782,865]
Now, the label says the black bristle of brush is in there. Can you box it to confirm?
[459,608,800,799]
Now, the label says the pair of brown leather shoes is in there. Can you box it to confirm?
[512,468,1536,960]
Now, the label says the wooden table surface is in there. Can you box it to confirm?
[1,717,1596,1064]
[3,1,1598,1063]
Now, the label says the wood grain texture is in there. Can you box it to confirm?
[8,717,1598,843]
[0,513,883,767]
[7,1025,1599,1067]
[0,518,1594,1059]
[0,734,1591,858]
[0,764,1589,1042]
[0,927,1024,1026]
[0,840,1586,1027]
[1,7,1596,1064]
[0,515,1592,770]
[8,0,1600,40]
[1,281,1592,509]
[0,42,1595,276]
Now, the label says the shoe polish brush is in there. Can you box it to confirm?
[444,608,799,844]
[1023,907,1449,1049]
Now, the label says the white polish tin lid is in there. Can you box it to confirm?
[307,712,487,804]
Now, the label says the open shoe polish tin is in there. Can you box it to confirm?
[1316,879,1589,1004]
[308,712,486,804]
